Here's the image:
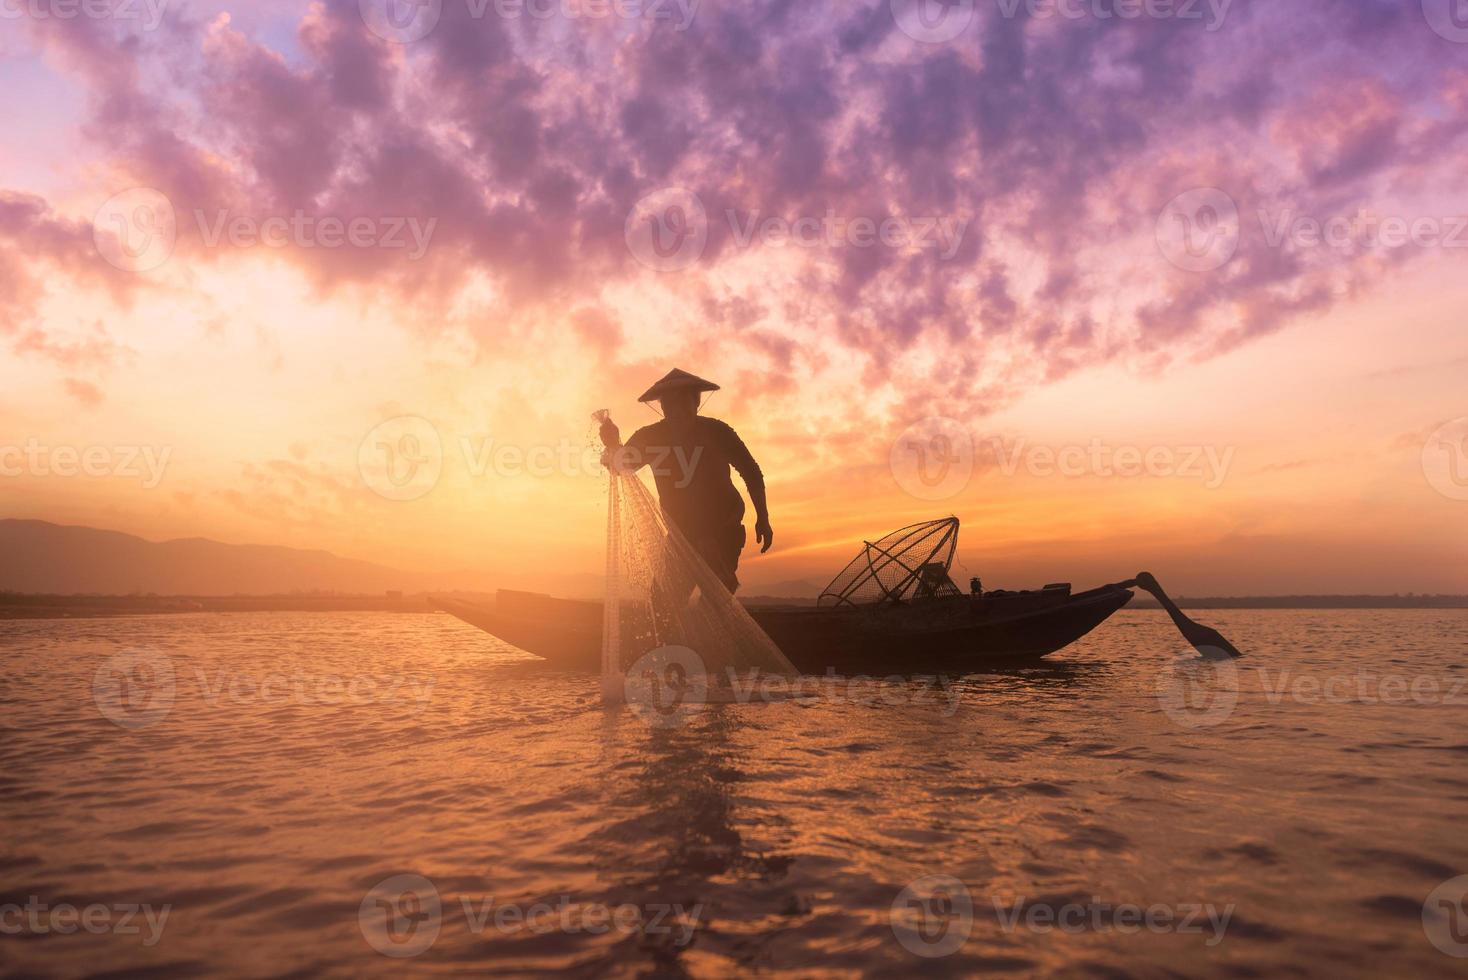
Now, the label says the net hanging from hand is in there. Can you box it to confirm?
[601,468,796,695]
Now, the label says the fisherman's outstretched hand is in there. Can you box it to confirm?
[597,415,621,450]
[755,518,774,554]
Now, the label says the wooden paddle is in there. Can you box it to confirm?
[1120,571,1243,660]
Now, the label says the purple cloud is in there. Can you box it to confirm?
[5,0,1467,428]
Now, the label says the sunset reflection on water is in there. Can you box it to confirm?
[3,609,1466,977]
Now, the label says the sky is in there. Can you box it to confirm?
[1,0,1467,596]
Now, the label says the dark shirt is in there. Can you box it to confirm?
[624,416,763,535]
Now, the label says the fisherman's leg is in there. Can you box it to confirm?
[688,524,743,594]
[720,524,745,593]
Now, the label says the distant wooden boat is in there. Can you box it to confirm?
[432,583,1133,675]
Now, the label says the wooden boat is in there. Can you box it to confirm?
[432,582,1133,675]
[434,519,1143,674]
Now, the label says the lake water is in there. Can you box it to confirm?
[2,609,1467,977]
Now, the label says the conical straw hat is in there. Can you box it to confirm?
[637,368,721,403]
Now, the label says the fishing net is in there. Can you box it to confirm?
[601,468,797,703]
[817,518,962,608]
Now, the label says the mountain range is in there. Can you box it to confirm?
[3,519,1463,606]
[0,519,827,598]
[0,519,431,596]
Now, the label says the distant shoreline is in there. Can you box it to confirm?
[2,591,1466,620]
[1126,596,1468,610]
[0,593,440,619]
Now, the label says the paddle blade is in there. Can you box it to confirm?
[1132,571,1243,659]
[1180,623,1243,661]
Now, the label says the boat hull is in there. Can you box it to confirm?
[433,585,1133,675]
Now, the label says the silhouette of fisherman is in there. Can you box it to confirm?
[600,369,771,593]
